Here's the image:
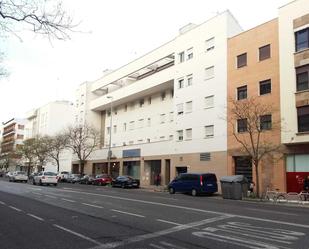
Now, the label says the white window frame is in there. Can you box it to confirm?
[205,66,214,79]
[177,103,184,115]
[178,78,185,89]
[187,47,193,60]
[177,130,184,141]
[185,128,192,140]
[185,101,193,113]
[205,37,215,52]
[160,114,166,124]
[204,95,214,109]
[205,125,214,138]
[179,51,185,63]
[187,74,193,86]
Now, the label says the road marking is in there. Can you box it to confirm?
[90,215,233,249]
[28,187,42,191]
[149,243,165,249]
[0,201,6,205]
[44,195,57,199]
[60,189,309,229]
[32,192,43,196]
[160,241,188,249]
[53,224,102,246]
[62,187,75,190]
[156,219,182,226]
[245,208,298,216]
[82,203,104,209]
[27,213,44,221]
[9,206,22,212]
[61,198,76,203]
[111,209,145,218]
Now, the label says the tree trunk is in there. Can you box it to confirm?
[57,160,60,173]
[254,159,260,198]
[27,160,32,177]
[80,161,85,176]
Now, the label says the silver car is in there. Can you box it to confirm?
[9,171,28,183]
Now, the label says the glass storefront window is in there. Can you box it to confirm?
[286,154,309,172]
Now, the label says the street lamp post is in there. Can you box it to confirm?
[107,96,113,175]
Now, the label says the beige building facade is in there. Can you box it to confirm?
[227,19,285,194]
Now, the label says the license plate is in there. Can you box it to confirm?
[207,184,213,186]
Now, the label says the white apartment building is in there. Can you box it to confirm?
[75,11,243,186]
[279,0,309,191]
[25,101,75,172]
[0,118,26,171]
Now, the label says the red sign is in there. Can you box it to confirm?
[286,172,308,193]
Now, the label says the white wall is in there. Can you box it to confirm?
[279,0,309,144]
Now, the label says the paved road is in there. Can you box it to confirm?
[0,178,309,249]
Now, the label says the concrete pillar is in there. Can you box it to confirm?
[140,159,145,185]
[119,160,123,176]
[161,159,166,186]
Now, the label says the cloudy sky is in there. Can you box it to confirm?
[0,0,290,123]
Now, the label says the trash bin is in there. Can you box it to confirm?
[220,175,248,200]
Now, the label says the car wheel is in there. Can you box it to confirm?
[54,183,57,186]
[191,189,198,196]
[33,179,36,185]
[169,187,175,194]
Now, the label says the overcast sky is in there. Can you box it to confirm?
[0,0,291,123]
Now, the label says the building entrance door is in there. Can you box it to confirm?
[234,157,252,182]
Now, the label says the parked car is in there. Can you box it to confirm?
[168,173,218,196]
[79,174,95,185]
[0,170,5,177]
[33,171,58,186]
[28,172,39,184]
[67,174,81,184]
[9,171,28,183]
[58,171,70,182]
[112,176,140,188]
[93,174,113,186]
[5,171,13,178]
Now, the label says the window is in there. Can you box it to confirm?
[147,138,151,143]
[169,135,174,140]
[139,99,144,107]
[187,48,193,60]
[260,115,272,130]
[205,125,214,138]
[169,112,174,122]
[17,134,24,139]
[237,85,247,100]
[107,127,111,135]
[113,125,117,133]
[123,123,127,132]
[161,92,166,101]
[178,78,184,89]
[129,121,135,130]
[114,107,117,115]
[160,114,166,124]
[107,111,111,117]
[18,125,24,130]
[295,28,309,52]
[177,130,183,141]
[297,105,309,132]
[205,95,214,108]
[186,128,192,140]
[259,44,271,61]
[187,75,193,86]
[185,101,193,113]
[148,97,152,105]
[296,66,309,91]
[179,51,185,63]
[205,37,215,51]
[205,66,214,79]
[124,104,128,112]
[177,103,184,115]
[147,118,151,127]
[237,53,247,68]
[159,136,165,141]
[237,119,247,133]
[259,79,271,95]
[138,119,144,128]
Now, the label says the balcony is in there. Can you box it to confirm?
[90,66,174,111]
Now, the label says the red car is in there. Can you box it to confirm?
[93,174,113,186]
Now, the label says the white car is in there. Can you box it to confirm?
[9,171,28,183]
[33,171,58,186]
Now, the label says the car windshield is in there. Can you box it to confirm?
[16,171,25,175]
[44,172,57,176]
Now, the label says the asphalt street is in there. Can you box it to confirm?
[0,178,309,249]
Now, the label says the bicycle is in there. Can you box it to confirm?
[264,189,287,202]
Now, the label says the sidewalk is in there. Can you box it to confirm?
[140,185,167,192]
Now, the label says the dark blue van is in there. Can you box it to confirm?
[168,173,218,196]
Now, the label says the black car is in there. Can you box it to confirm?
[79,174,95,185]
[112,176,140,188]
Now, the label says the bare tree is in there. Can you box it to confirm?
[0,152,14,171]
[228,97,282,197]
[16,138,37,176]
[0,0,76,40]
[32,136,51,171]
[47,133,68,173]
[65,124,100,176]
